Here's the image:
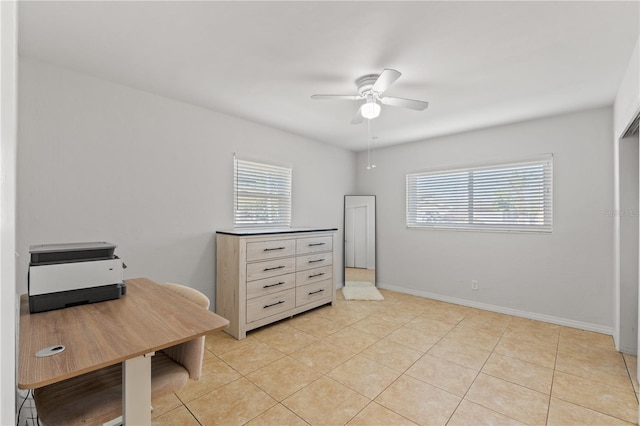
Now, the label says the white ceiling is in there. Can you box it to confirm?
[18,1,639,152]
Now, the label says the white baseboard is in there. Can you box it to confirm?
[377,283,614,336]
[619,345,638,356]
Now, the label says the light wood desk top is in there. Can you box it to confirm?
[18,277,229,389]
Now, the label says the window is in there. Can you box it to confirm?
[234,158,292,228]
[406,155,553,232]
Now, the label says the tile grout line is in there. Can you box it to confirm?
[552,334,638,424]
[332,302,449,425]
[181,399,204,426]
[440,312,480,425]
[325,300,426,423]
[319,302,385,425]
[247,300,390,425]
[549,376,638,424]
[441,317,528,426]
[622,353,639,404]
[544,329,561,425]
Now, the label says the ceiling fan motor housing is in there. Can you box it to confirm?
[356,74,380,97]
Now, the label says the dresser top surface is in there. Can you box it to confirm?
[216,227,337,236]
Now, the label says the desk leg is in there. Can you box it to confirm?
[123,352,154,425]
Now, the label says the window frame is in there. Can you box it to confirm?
[406,155,553,233]
[233,157,292,229]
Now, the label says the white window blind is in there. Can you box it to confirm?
[406,155,553,232]
[234,158,292,228]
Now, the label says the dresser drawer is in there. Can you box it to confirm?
[246,289,295,323]
[296,253,333,271]
[247,273,296,299]
[296,236,333,255]
[247,239,296,262]
[296,265,333,286]
[296,279,333,307]
[246,257,296,282]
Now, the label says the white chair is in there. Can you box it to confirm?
[33,283,209,425]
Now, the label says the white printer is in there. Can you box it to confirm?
[28,242,127,313]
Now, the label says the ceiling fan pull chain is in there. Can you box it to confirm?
[371,120,377,169]
[367,118,372,170]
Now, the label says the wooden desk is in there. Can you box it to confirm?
[18,277,229,424]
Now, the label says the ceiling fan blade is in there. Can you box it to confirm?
[311,94,361,100]
[351,106,364,125]
[380,96,429,111]
[372,69,401,94]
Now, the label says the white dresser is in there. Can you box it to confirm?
[216,228,337,339]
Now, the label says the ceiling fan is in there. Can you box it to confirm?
[311,69,429,125]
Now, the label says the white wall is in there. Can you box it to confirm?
[1,2,17,423]
[619,133,639,354]
[356,107,615,331]
[17,57,356,306]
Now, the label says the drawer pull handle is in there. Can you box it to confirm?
[264,247,286,252]
[263,265,286,271]
[308,258,325,263]
[308,272,325,278]
[308,289,325,296]
[308,242,325,247]
[263,282,285,289]
[264,300,285,309]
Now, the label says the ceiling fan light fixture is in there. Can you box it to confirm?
[361,101,381,119]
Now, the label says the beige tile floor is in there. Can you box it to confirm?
[151,289,639,426]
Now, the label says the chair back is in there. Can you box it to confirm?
[161,283,210,380]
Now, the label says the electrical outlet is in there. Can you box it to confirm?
[471,280,479,290]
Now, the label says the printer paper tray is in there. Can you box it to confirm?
[29,283,126,314]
